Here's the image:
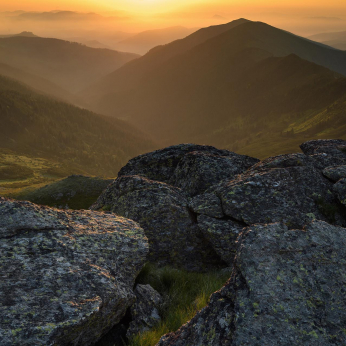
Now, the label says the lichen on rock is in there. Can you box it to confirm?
[0,197,148,346]
[158,221,346,346]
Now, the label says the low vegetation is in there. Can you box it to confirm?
[129,264,230,346]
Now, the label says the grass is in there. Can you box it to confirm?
[128,264,230,346]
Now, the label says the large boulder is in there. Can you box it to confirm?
[197,215,244,266]
[158,221,346,346]
[215,166,342,228]
[91,175,224,271]
[300,139,346,160]
[0,198,148,346]
[323,165,346,182]
[127,284,162,339]
[118,144,258,196]
[170,151,259,196]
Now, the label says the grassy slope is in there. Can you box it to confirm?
[0,74,155,195]
[14,175,113,210]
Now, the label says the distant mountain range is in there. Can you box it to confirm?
[0,36,139,94]
[0,31,37,38]
[309,30,346,50]
[115,26,198,54]
[80,19,346,158]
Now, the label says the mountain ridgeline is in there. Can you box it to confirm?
[0,36,139,94]
[81,19,346,158]
[0,75,155,177]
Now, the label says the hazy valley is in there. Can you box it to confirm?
[3,8,346,346]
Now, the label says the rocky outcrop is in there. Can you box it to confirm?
[215,165,342,228]
[300,139,346,158]
[170,150,259,196]
[118,144,259,196]
[197,215,244,266]
[91,175,223,271]
[127,284,162,339]
[0,198,148,346]
[323,165,346,182]
[158,221,346,346]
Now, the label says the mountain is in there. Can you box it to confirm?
[0,36,139,94]
[81,20,346,157]
[0,31,38,38]
[82,18,250,100]
[115,26,198,54]
[308,31,346,50]
[0,74,155,184]
[0,62,81,105]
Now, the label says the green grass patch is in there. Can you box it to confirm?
[129,264,230,346]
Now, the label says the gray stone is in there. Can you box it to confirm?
[189,193,224,219]
[91,175,223,271]
[0,197,148,346]
[332,178,346,206]
[216,166,340,228]
[197,215,244,266]
[127,284,162,339]
[170,151,258,196]
[158,221,346,346]
[323,165,346,182]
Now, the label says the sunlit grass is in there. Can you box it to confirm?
[129,264,230,346]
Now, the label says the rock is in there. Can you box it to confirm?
[158,221,346,346]
[197,215,244,266]
[323,165,346,182]
[118,144,258,195]
[127,284,162,339]
[216,166,341,228]
[170,151,259,196]
[91,175,224,271]
[189,193,224,219]
[300,139,346,159]
[332,178,346,206]
[248,153,316,172]
[0,197,148,346]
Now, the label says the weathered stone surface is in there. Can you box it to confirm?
[0,198,148,346]
[248,153,316,172]
[189,193,224,219]
[332,178,346,206]
[323,165,346,182]
[197,215,244,266]
[91,175,223,271]
[118,144,258,196]
[158,221,346,346]
[170,151,258,196]
[216,166,341,228]
[127,284,162,339]
[300,139,346,159]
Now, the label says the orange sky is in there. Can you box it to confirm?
[1,0,346,36]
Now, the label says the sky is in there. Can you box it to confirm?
[1,0,346,38]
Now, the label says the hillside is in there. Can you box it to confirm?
[82,19,250,101]
[115,26,198,54]
[80,20,346,156]
[0,74,155,194]
[0,36,139,94]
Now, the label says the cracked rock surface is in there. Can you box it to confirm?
[0,198,148,346]
[158,221,346,346]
